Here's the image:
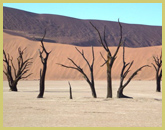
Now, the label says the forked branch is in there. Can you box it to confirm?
[57,46,97,98]
[117,41,150,98]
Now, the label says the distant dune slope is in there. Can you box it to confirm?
[3,32,161,80]
[3,7,162,47]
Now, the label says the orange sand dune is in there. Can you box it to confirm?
[3,32,162,80]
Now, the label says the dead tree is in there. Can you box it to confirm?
[90,19,123,98]
[3,47,33,91]
[37,30,51,98]
[151,52,162,92]
[57,46,97,98]
[117,42,150,98]
[68,81,73,99]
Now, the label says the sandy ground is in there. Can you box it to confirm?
[3,80,162,127]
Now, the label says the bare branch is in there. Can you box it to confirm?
[3,49,13,82]
[68,58,81,70]
[100,60,108,67]
[91,46,95,67]
[38,29,51,74]
[113,19,123,59]
[9,57,17,78]
[120,62,129,78]
[3,50,8,63]
[75,47,91,69]
[123,61,134,77]
[57,62,90,85]
[159,69,162,79]
[3,70,8,76]
[3,64,7,72]
[123,41,125,64]
[20,62,33,75]
[57,46,96,95]
[41,29,48,54]
[21,73,33,79]
[16,69,30,80]
[90,22,109,52]
[56,63,79,71]
[160,51,162,64]
[103,25,108,49]
[100,52,106,62]
[22,47,27,53]
[122,65,150,89]
[151,63,157,71]
[38,49,45,64]
[120,41,128,78]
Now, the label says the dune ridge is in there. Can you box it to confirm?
[3,32,161,81]
[3,7,162,47]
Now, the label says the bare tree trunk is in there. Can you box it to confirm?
[37,64,47,98]
[84,76,97,98]
[70,87,72,99]
[107,65,112,98]
[156,79,161,92]
[68,81,73,99]
[117,88,123,98]
[37,30,51,98]
[10,81,18,91]
[117,77,126,98]
[90,67,97,98]
[90,83,97,98]
[117,87,132,98]
[156,74,161,92]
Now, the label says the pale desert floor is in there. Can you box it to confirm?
[3,80,162,127]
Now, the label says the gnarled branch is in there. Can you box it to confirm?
[3,47,33,91]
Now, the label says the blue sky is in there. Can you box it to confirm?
[3,3,162,26]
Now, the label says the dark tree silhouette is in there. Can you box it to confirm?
[68,81,73,99]
[151,52,162,92]
[57,46,97,98]
[117,42,150,98]
[37,30,51,98]
[90,19,123,98]
[3,47,33,91]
